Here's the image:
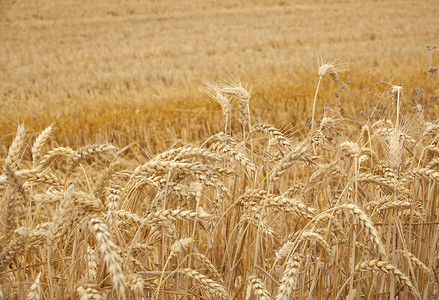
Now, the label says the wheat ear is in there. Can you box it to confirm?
[4,124,26,171]
[26,272,42,300]
[127,273,145,297]
[270,142,308,182]
[0,230,28,271]
[252,122,293,150]
[77,284,104,300]
[88,218,127,296]
[178,268,230,299]
[87,245,98,281]
[93,161,120,200]
[355,260,420,299]
[396,249,434,278]
[276,255,301,300]
[32,124,53,165]
[339,204,385,256]
[246,275,270,300]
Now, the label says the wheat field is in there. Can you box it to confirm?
[1,0,439,299]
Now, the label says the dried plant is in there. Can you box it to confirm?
[1,54,438,299]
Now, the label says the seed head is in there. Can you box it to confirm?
[204,82,232,115]
[317,56,342,82]
[318,63,337,79]
[390,85,403,96]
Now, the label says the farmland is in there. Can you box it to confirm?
[1,0,439,299]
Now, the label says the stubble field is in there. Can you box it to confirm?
[1,0,439,299]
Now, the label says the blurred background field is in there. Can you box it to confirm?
[1,0,438,154]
